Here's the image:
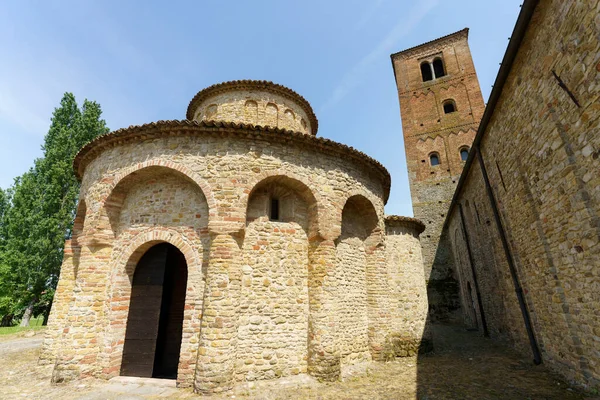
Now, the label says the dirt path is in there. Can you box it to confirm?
[0,325,596,399]
[0,337,43,353]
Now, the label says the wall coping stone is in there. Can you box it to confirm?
[384,215,426,234]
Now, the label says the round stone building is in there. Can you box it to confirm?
[40,80,430,393]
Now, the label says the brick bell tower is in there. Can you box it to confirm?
[391,28,485,321]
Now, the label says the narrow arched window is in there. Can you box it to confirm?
[433,58,445,78]
[430,153,440,166]
[420,62,433,82]
[443,99,457,114]
[460,147,469,161]
[270,197,280,221]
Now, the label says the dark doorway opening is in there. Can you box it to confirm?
[120,243,188,379]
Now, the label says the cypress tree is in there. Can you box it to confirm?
[0,93,109,326]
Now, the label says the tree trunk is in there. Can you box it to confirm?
[0,314,14,327]
[20,298,36,327]
[42,309,50,326]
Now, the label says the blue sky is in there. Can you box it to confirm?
[0,0,522,216]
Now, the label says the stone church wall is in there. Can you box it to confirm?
[191,90,313,135]
[41,117,430,393]
[335,197,377,367]
[384,217,431,355]
[446,0,600,389]
[237,184,310,381]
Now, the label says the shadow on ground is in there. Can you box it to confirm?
[415,323,595,400]
[3,325,596,399]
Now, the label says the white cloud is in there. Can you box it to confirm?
[322,0,438,111]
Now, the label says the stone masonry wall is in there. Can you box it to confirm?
[237,184,310,381]
[103,169,210,384]
[40,119,430,393]
[446,0,600,389]
[384,218,431,357]
[447,167,529,347]
[335,198,375,367]
[191,90,312,135]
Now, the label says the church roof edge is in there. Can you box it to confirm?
[390,28,469,59]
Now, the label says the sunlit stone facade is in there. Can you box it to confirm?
[40,80,430,394]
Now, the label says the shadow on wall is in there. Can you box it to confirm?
[426,230,462,324]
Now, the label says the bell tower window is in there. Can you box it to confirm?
[433,58,446,78]
[430,153,440,166]
[420,62,433,82]
[443,99,457,114]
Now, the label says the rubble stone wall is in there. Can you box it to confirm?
[191,90,312,135]
[446,0,600,389]
[384,217,431,356]
[40,118,429,393]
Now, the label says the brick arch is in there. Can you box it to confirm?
[85,160,215,242]
[115,228,200,277]
[338,194,382,244]
[241,169,330,239]
[334,191,383,239]
[335,193,385,364]
[105,227,203,384]
[104,159,216,218]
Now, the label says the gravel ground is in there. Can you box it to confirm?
[1,325,597,399]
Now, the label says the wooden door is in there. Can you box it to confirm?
[120,244,169,377]
[120,243,188,379]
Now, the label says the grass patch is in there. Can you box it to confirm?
[0,316,45,335]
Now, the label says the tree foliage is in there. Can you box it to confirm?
[0,93,109,325]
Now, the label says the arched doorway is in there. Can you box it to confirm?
[120,243,188,379]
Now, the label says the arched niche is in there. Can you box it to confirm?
[335,194,381,366]
[265,102,278,127]
[237,175,318,381]
[242,173,321,239]
[102,166,210,240]
[244,100,258,124]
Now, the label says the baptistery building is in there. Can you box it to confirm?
[40,80,430,394]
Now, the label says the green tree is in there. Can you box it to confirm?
[0,188,15,326]
[0,93,109,326]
